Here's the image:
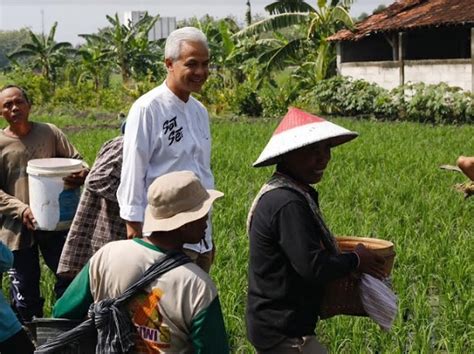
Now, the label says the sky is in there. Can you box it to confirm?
[0,0,395,44]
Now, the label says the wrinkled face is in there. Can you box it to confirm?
[0,87,31,126]
[165,41,209,101]
[181,214,209,244]
[281,142,332,185]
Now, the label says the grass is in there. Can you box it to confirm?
[2,113,473,352]
[210,118,473,353]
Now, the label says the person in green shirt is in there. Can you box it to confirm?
[54,170,229,353]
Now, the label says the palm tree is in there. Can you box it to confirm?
[234,0,354,80]
[8,22,73,82]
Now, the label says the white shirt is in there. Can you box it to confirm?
[117,82,214,252]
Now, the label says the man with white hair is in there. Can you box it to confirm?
[117,27,216,272]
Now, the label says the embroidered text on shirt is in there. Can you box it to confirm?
[162,117,184,146]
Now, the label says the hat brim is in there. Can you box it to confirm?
[142,189,224,233]
[253,128,358,168]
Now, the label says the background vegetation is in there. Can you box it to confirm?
[2,113,471,352]
[1,0,472,122]
[1,0,473,352]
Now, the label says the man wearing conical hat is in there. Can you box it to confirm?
[246,108,386,353]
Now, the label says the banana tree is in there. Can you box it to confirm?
[8,22,74,83]
[80,13,161,83]
[234,0,354,80]
[76,37,112,91]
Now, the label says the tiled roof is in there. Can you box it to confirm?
[328,0,474,41]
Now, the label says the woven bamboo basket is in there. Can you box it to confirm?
[319,236,395,319]
[337,236,395,276]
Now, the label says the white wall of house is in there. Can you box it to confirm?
[339,61,399,90]
[404,59,471,91]
[339,59,472,91]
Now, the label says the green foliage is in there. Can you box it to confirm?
[230,81,263,117]
[80,13,162,83]
[259,79,300,117]
[235,0,354,80]
[8,22,74,83]
[122,69,166,100]
[5,66,130,112]
[308,76,473,123]
[2,12,472,125]
[195,74,233,115]
[2,114,472,352]
[309,75,399,118]
[0,28,31,69]
[4,66,54,105]
[398,82,473,124]
[75,37,113,91]
[50,82,129,112]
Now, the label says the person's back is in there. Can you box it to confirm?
[54,171,229,353]
[56,238,222,352]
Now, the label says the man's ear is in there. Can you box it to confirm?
[165,58,174,71]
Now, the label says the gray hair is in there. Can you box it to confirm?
[164,27,209,61]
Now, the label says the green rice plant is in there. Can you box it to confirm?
[2,116,472,353]
[209,117,473,352]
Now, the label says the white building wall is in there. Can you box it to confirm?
[123,11,146,27]
[340,59,472,91]
[149,17,177,40]
[340,62,400,90]
[404,60,471,91]
[123,11,176,40]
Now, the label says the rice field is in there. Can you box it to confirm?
[2,114,473,353]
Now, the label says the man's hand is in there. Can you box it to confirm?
[63,168,89,188]
[126,221,142,239]
[22,207,36,230]
[354,243,386,279]
[457,156,474,181]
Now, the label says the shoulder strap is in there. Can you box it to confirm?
[36,251,191,354]
[247,173,339,254]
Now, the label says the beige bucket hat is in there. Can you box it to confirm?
[253,107,359,167]
[142,171,224,233]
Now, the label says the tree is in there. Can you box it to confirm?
[234,0,354,81]
[357,12,369,21]
[0,29,31,69]
[76,36,112,91]
[8,22,73,82]
[373,4,387,14]
[79,13,162,83]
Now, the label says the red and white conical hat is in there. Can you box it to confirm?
[253,107,358,167]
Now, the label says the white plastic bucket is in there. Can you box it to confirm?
[27,158,83,231]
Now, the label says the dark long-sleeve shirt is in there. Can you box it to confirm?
[247,186,358,350]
